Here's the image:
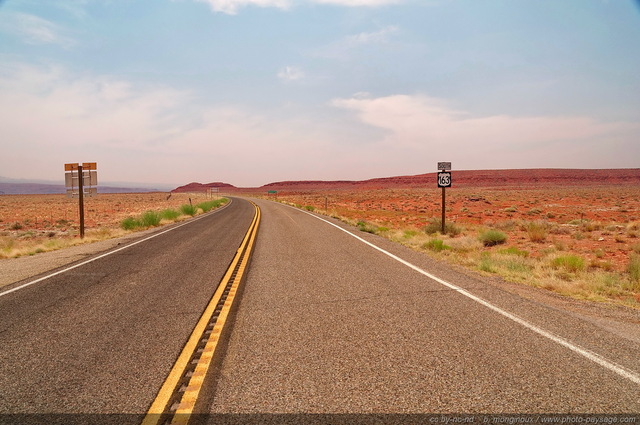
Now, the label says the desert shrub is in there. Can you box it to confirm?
[504,206,517,213]
[197,198,227,212]
[504,258,530,273]
[590,260,614,272]
[526,221,547,243]
[628,254,640,286]
[356,221,377,234]
[552,255,586,273]
[141,211,161,227]
[423,218,461,236]
[423,239,450,252]
[552,239,567,251]
[1,238,15,254]
[198,201,214,213]
[403,230,418,238]
[161,209,180,220]
[304,205,315,212]
[9,222,23,230]
[499,246,529,257]
[583,221,603,232]
[180,204,197,216]
[447,236,482,253]
[121,217,141,230]
[478,229,507,247]
[479,253,496,273]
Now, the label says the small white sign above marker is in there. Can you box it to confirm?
[437,162,451,171]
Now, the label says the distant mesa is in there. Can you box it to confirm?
[172,169,640,193]
[171,182,237,193]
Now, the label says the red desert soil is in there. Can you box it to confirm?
[173,169,640,272]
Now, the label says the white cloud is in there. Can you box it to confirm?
[4,61,636,188]
[313,0,403,6]
[0,63,194,180]
[332,94,640,170]
[193,0,402,14]
[345,25,398,47]
[194,0,291,14]
[277,66,305,81]
[0,62,359,186]
[312,25,399,59]
[0,12,75,48]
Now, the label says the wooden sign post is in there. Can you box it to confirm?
[65,162,97,239]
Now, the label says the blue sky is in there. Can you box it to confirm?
[1,0,639,187]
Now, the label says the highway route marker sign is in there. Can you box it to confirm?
[437,172,452,188]
[437,162,452,234]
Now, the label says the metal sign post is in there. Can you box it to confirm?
[437,162,452,234]
[65,162,97,239]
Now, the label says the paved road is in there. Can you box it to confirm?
[0,198,255,415]
[1,196,638,420]
[208,199,640,414]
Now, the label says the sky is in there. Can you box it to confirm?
[1,0,639,188]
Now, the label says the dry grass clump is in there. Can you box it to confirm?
[525,221,548,242]
[478,229,507,247]
[422,239,451,252]
[552,255,586,273]
[628,254,640,291]
[423,218,461,236]
[447,236,483,253]
[0,228,124,259]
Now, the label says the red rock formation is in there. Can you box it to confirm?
[173,169,640,192]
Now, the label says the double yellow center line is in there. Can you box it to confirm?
[142,202,261,425]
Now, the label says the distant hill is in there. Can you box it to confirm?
[172,169,640,193]
[171,182,237,193]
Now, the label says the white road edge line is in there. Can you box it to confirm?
[0,200,233,298]
[292,206,640,386]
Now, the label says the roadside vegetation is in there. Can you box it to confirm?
[271,187,640,309]
[118,198,228,231]
[0,194,228,259]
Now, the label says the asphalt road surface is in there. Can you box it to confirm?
[1,196,638,422]
[209,198,639,414]
[0,198,255,416]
